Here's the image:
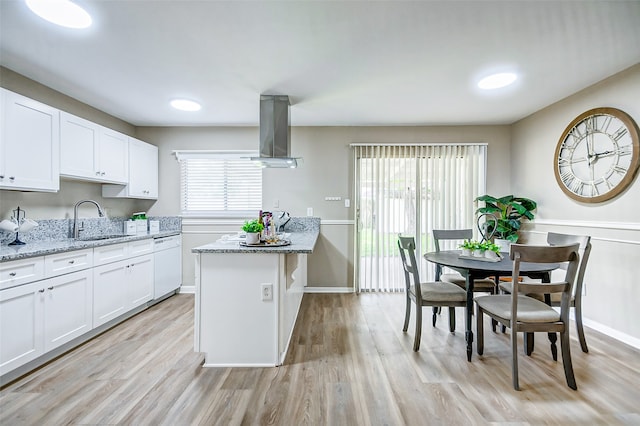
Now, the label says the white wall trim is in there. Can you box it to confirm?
[305,286,354,294]
[178,285,195,294]
[182,218,244,226]
[321,219,354,225]
[583,318,640,350]
[534,219,640,231]
[528,229,640,246]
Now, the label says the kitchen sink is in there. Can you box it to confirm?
[76,234,127,241]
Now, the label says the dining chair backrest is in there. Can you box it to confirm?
[546,232,591,299]
[432,229,472,252]
[398,236,422,302]
[509,243,580,315]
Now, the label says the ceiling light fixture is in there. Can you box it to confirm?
[26,0,92,29]
[477,72,517,90]
[170,99,201,112]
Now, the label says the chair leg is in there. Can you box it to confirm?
[491,319,497,332]
[414,303,422,352]
[448,307,455,332]
[560,329,578,390]
[511,328,520,391]
[476,305,484,355]
[402,294,411,332]
[548,332,558,361]
[432,307,438,327]
[575,305,589,353]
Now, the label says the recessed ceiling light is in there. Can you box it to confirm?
[170,99,202,112]
[477,72,517,90]
[26,0,92,29]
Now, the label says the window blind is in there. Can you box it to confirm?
[175,150,262,216]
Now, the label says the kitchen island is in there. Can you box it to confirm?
[192,218,319,367]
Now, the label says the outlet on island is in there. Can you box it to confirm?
[261,283,273,301]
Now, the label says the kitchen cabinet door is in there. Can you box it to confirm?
[99,127,128,184]
[93,260,128,327]
[102,137,158,199]
[127,254,153,308]
[60,112,100,180]
[0,281,44,376]
[43,270,93,352]
[0,88,59,192]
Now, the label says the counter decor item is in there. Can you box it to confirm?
[242,219,264,245]
[4,206,38,246]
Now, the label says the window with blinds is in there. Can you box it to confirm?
[175,151,262,216]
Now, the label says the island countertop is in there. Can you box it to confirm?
[191,230,319,254]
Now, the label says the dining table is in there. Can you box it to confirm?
[423,250,558,362]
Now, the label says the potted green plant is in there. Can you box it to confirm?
[472,240,485,258]
[483,242,502,260]
[475,194,537,252]
[459,239,474,256]
[242,219,264,244]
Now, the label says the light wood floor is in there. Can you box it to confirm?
[2,293,639,425]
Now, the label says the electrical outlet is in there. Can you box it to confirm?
[344,198,350,208]
[307,207,313,216]
[261,283,273,301]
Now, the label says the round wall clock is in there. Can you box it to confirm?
[553,107,640,203]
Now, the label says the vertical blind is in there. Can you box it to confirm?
[353,144,486,292]
[174,150,262,216]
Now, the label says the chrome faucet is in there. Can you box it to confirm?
[73,200,105,238]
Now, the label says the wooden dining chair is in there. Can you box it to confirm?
[398,236,467,351]
[499,233,592,353]
[432,229,497,293]
[475,243,581,390]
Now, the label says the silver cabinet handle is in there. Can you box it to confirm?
[48,286,54,290]
[9,176,15,181]
[68,260,75,264]
[9,272,17,277]
[38,288,45,293]
[96,171,101,175]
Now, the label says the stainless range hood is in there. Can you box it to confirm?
[250,95,300,168]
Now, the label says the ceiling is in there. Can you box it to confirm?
[1,0,639,127]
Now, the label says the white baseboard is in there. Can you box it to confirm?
[178,285,195,294]
[304,286,354,293]
[582,317,640,350]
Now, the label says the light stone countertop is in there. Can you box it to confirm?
[192,231,319,254]
[0,231,181,262]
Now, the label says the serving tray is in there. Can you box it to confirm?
[458,254,502,263]
[239,240,291,247]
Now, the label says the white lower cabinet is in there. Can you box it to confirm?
[1,238,160,380]
[93,253,153,327]
[93,259,129,327]
[128,254,153,308]
[0,269,92,376]
[43,269,93,352]
[0,281,44,376]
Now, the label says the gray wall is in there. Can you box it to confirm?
[511,64,640,344]
[137,125,512,290]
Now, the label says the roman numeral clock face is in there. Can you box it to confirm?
[554,107,640,203]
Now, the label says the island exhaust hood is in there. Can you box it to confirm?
[250,95,300,168]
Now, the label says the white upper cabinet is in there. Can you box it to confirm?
[0,88,60,192]
[60,112,128,184]
[102,137,158,199]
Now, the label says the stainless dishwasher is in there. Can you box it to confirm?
[153,234,182,300]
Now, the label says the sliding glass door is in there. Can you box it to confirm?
[353,144,486,292]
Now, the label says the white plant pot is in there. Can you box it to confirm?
[495,238,512,253]
[473,249,485,258]
[485,250,500,260]
[461,248,472,257]
[245,232,260,245]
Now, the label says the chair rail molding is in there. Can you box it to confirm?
[534,219,640,231]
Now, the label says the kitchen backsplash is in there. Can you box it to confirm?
[0,216,181,245]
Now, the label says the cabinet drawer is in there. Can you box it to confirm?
[93,243,128,266]
[44,249,94,278]
[0,257,45,290]
[129,239,153,257]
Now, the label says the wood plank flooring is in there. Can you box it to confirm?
[1,293,639,425]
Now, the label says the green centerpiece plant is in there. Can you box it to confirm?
[475,194,537,248]
[242,219,264,244]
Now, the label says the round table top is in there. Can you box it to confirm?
[424,250,558,274]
